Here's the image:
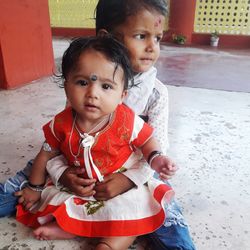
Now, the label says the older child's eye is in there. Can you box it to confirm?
[102,83,112,90]
[134,34,145,40]
[76,80,88,86]
[155,36,163,43]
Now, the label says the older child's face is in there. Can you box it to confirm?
[64,49,127,124]
[115,9,165,73]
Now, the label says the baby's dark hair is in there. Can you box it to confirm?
[95,0,168,34]
[61,36,134,90]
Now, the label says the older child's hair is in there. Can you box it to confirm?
[61,36,134,90]
[95,0,168,33]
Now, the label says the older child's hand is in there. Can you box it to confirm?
[15,187,41,210]
[150,155,178,180]
[94,173,135,201]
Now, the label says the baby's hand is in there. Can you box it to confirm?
[150,155,178,180]
[15,187,41,210]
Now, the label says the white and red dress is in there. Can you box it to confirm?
[16,104,174,237]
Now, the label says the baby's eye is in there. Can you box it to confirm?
[134,34,146,40]
[76,79,88,86]
[102,83,113,90]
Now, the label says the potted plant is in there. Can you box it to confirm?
[172,34,187,45]
[210,31,219,47]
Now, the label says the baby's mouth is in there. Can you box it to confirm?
[84,104,99,110]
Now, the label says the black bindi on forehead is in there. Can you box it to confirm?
[90,74,98,81]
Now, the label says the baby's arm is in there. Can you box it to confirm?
[15,143,59,210]
[140,137,176,180]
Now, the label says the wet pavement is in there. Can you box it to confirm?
[157,44,250,93]
[0,38,249,250]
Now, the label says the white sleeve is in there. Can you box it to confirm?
[46,155,69,188]
[122,80,169,186]
[146,79,169,154]
[122,159,154,187]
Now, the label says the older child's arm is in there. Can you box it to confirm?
[93,172,135,200]
[146,79,178,178]
[15,145,59,210]
[146,79,169,153]
[47,155,97,197]
[45,151,152,200]
[49,164,136,200]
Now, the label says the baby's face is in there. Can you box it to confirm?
[115,9,165,73]
[64,49,127,123]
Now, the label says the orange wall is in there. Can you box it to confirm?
[166,0,196,44]
[0,0,54,89]
[0,45,5,85]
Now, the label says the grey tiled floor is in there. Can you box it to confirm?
[0,38,249,249]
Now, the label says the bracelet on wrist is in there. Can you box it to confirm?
[27,182,45,192]
[147,150,163,166]
[42,141,59,153]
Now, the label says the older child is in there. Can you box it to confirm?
[58,1,195,249]
[16,36,174,250]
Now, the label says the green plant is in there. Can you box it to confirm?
[211,30,219,38]
[172,34,187,45]
[210,30,220,47]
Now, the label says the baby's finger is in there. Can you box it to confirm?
[174,164,179,170]
[25,201,35,210]
[172,163,179,171]
[22,200,32,210]
[77,183,96,197]
[81,178,96,186]
[74,167,86,175]
[14,191,23,197]
[161,168,168,174]
[166,169,176,176]
[18,196,25,204]
[74,177,96,188]
[159,172,170,181]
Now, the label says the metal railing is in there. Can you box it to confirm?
[194,0,250,35]
[48,0,98,28]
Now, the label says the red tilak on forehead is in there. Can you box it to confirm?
[154,17,162,27]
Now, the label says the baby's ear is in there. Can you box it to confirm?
[97,29,109,37]
[64,81,69,95]
[120,90,128,104]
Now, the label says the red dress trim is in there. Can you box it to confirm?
[17,184,172,237]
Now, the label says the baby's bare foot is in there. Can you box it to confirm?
[33,221,75,240]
